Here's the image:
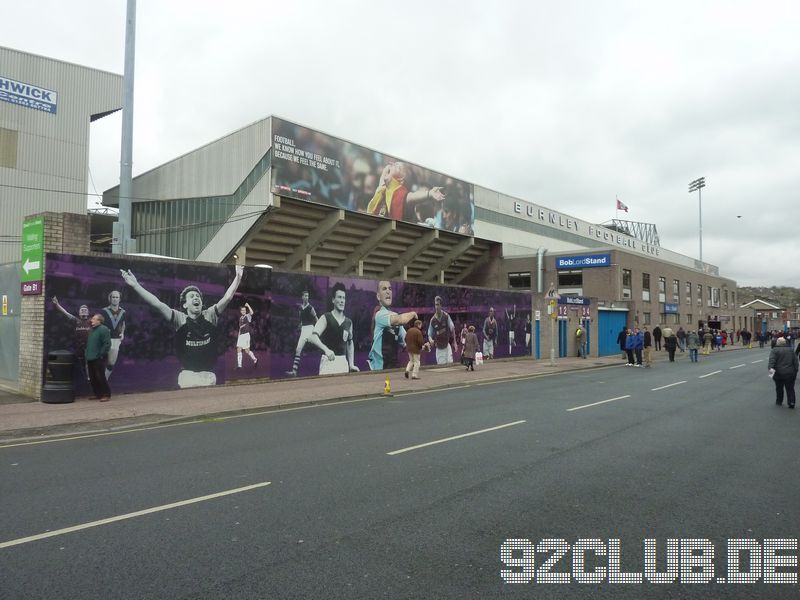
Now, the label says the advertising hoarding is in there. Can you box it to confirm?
[271,118,475,235]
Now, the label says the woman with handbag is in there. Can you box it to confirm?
[462,325,480,371]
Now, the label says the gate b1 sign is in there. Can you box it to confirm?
[21,216,44,295]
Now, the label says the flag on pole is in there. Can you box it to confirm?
[616,198,629,212]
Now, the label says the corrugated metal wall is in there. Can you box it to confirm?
[0,46,122,263]
[132,150,272,259]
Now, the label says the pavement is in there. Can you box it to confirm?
[0,346,753,442]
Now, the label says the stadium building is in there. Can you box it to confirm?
[102,116,752,355]
[0,46,756,398]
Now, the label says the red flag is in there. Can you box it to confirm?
[616,198,629,212]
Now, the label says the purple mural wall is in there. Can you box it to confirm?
[45,254,271,395]
[45,253,531,396]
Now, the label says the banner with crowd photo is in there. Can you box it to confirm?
[270,117,475,236]
[44,254,271,395]
[271,274,532,380]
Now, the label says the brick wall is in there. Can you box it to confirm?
[18,212,90,399]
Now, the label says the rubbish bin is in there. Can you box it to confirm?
[42,349,75,404]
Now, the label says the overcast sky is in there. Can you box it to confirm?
[5,0,799,286]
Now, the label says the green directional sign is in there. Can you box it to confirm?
[21,216,44,295]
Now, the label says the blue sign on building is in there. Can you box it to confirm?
[664,303,679,314]
[555,254,611,269]
[558,296,590,306]
[0,76,58,114]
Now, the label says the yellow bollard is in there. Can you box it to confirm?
[384,376,391,396]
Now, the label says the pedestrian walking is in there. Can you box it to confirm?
[676,327,686,352]
[664,331,678,362]
[653,325,662,351]
[462,325,479,371]
[703,329,713,355]
[404,319,428,380]
[768,337,798,408]
[687,330,700,363]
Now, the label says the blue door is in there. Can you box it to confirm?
[558,319,568,357]
[597,310,628,356]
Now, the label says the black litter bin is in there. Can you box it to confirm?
[42,349,75,404]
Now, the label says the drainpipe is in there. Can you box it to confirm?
[537,247,547,293]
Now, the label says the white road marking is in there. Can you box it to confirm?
[567,395,631,412]
[729,364,746,369]
[387,420,526,455]
[0,482,271,549]
[0,396,384,449]
[699,370,722,379]
[651,381,686,391]
[751,360,764,364]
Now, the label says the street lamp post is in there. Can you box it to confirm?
[688,177,706,264]
[546,283,558,366]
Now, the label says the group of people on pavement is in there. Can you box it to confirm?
[616,324,748,367]
[615,322,799,410]
[404,318,482,379]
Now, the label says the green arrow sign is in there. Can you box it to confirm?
[21,216,44,295]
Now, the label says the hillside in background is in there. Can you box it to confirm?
[737,286,800,309]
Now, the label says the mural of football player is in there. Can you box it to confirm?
[368,280,417,370]
[120,265,243,388]
[101,290,126,379]
[308,282,358,375]
[51,296,91,381]
[236,303,258,369]
[286,291,318,377]
[427,295,458,364]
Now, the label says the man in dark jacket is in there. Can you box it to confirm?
[86,313,112,401]
[769,337,799,408]
[633,327,644,367]
[643,326,653,367]
[664,331,678,362]
[617,327,628,361]
[653,325,663,351]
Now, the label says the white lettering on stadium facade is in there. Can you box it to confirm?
[512,201,660,257]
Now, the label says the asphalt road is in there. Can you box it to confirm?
[1,348,798,599]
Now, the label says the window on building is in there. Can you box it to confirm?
[508,272,531,289]
[697,284,703,306]
[687,313,693,327]
[0,128,18,169]
[658,277,666,303]
[724,289,728,308]
[642,273,650,302]
[672,279,680,303]
[643,312,651,325]
[685,281,692,305]
[732,291,736,308]
[558,270,583,287]
[622,269,632,299]
[711,287,719,308]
